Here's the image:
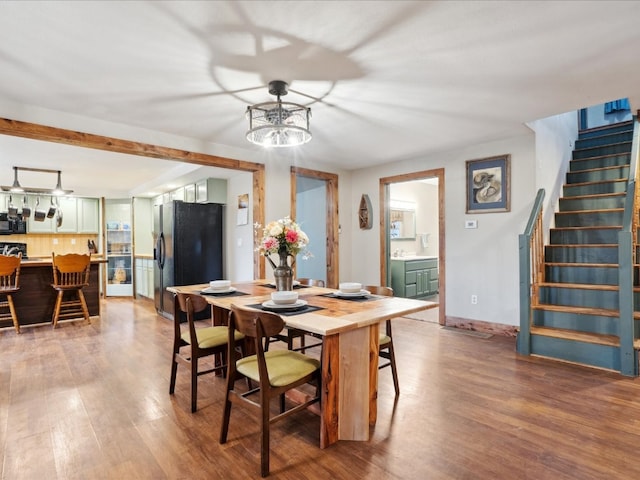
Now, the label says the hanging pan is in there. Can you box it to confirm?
[34,197,47,222]
[46,196,57,218]
[21,196,31,219]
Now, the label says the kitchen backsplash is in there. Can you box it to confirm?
[0,233,100,258]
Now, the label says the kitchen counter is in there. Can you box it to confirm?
[0,256,106,330]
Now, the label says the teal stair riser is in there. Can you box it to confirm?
[550,228,620,244]
[575,131,633,149]
[567,167,629,184]
[572,142,631,159]
[563,181,627,197]
[544,265,619,285]
[528,335,622,371]
[569,154,630,172]
[532,309,620,335]
[545,246,617,263]
[555,211,623,227]
[578,122,633,139]
[559,196,625,212]
[539,286,619,309]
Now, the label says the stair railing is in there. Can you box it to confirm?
[618,115,640,376]
[517,188,545,355]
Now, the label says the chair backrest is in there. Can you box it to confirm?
[229,304,284,357]
[297,278,325,287]
[0,253,21,290]
[52,252,91,288]
[175,292,211,346]
[364,285,393,296]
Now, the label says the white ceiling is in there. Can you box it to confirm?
[1,1,640,198]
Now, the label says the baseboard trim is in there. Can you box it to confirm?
[445,315,518,337]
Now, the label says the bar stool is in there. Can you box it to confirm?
[51,252,91,328]
[0,252,22,333]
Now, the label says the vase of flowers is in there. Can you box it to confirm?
[256,216,311,291]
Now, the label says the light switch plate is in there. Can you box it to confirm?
[465,220,477,229]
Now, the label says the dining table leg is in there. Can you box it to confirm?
[319,326,375,448]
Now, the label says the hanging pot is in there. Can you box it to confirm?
[33,197,47,222]
[7,195,18,219]
[21,196,31,219]
[56,198,63,228]
[46,196,57,218]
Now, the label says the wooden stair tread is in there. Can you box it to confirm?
[530,325,619,347]
[560,192,626,200]
[545,243,617,247]
[573,141,632,153]
[556,208,623,215]
[538,282,618,291]
[532,303,620,318]
[544,262,618,268]
[579,120,633,134]
[564,178,627,188]
[550,226,621,231]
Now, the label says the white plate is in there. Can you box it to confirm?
[201,286,236,294]
[261,299,308,310]
[334,289,370,297]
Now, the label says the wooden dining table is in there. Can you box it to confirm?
[167,280,437,448]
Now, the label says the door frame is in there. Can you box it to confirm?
[379,168,445,325]
[290,166,339,289]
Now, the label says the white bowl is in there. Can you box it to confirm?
[339,282,362,294]
[271,291,299,305]
[209,280,231,291]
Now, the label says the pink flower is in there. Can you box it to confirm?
[285,229,299,244]
[262,237,278,250]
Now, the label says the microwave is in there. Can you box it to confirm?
[0,213,27,235]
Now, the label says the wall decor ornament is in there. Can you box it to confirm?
[359,194,372,229]
[465,154,511,213]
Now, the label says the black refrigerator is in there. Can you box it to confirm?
[154,201,224,320]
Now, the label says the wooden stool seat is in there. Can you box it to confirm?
[51,252,91,328]
[0,252,22,334]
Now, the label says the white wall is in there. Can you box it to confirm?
[225,172,254,282]
[351,133,537,326]
[527,111,578,237]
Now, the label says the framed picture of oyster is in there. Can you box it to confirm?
[466,154,511,213]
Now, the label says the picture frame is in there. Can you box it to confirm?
[465,154,511,213]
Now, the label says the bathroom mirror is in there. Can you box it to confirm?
[389,200,416,240]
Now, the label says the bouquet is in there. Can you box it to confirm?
[255,216,311,268]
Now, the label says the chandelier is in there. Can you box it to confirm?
[246,80,312,148]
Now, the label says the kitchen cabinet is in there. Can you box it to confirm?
[54,197,77,233]
[135,257,154,299]
[26,195,99,234]
[77,198,100,233]
[390,257,438,299]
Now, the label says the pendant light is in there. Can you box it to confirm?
[246,80,312,148]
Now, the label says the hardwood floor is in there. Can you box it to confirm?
[3,297,640,479]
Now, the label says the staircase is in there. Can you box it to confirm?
[518,119,640,375]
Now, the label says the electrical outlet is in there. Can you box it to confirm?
[52,238,59,245]
[471,295,478,304]
[71,238,76,245]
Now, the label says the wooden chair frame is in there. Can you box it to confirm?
[267,278,325,353]
[51,252,91,328]
[170,292,243,413]
[364,285,400,395]
[220,304,321,477]
[0,252,22,333]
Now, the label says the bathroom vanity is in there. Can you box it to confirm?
[390,256,439,299]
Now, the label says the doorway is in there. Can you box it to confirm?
[290,167,339,288]
[380,168,445,325]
